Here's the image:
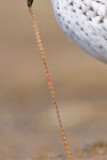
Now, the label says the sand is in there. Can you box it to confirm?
[0,0,107,159]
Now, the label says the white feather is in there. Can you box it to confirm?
[51,0,107,63]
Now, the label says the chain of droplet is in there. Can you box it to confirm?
[28,7,72,160]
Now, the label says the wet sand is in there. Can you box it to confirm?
[0,1,107,159]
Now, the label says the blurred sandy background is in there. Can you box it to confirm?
[0,0,107,159]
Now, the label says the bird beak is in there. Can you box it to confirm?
[27,0,33,7]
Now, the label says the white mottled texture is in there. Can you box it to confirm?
[51,0,107,63]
